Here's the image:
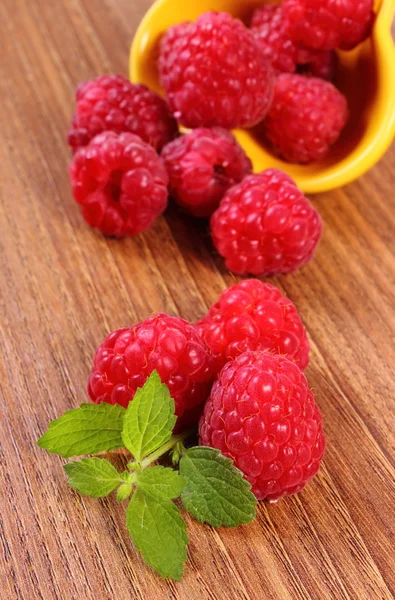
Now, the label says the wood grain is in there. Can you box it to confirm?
[0,1,394,598]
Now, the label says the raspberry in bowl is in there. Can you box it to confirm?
[250,2,336,79]
[130,0,395,193]
[263,74,349,164]
[158,11,274,130]
[283,0,374,51]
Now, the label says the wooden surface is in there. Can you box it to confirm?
[0,1,394,599]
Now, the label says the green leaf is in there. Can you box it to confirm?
[126,489,188,581]
[64,458,121,498]
[38,403,125,458]
[122,371,176,462]
[179,446,257,528]
[137,466,186,500]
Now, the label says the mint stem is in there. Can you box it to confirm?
[140,429,194,470]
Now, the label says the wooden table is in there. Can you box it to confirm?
[1,1,394,598]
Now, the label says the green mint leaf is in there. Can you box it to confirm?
[126,489,188,581]
[179,446,257,527]
[122,371,176,462]
[137,466,186,500]
[64,458,121,498]
[38,403,125,458]
[117,482,134,503]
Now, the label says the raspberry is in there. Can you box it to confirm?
[251,4,336,79]
[159,12,274,129]
[196,279,310,375]
[283,0,374,51]
[210,169,322,276]
[69,131,168,237]
[68,75,178,153]
[161,128,252,218]
[251,3,299,74]
[88,314,215,430]
[199,351,326,501]
[263,74,348,164]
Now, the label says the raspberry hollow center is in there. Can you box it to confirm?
[103,169,123,202]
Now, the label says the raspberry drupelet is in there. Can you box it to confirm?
[161,128,252,218]
[210,169,323,276]
[88,314,215,430]
[69,131,169,237]
[159,11,274,129]
[199,350,326,502]
[196,279,310,376]
[68,75,178,153]
[283,0,374,51]
[263,74,349,164]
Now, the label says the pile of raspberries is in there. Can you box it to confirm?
[69,1,374,502]
[68,0,373,277]
[88,280,326,503]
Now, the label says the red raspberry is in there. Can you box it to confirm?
[251,4,336,79]
[283,0,374,51]
[210,169,322,276]
[88,314,215,430]
[199,351,326,501]
[69,131,168,237]
[161,128,252,218]
[196,279,310,376]
[68,75,178,153]
[264,74,348,164]
[159,12,274,129]
[251,3,299,74]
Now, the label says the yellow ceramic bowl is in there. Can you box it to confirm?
[130,0,395,193]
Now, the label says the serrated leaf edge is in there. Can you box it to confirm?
[126,489,188,581]
[38,403,126,457]
[180,447,257,526]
